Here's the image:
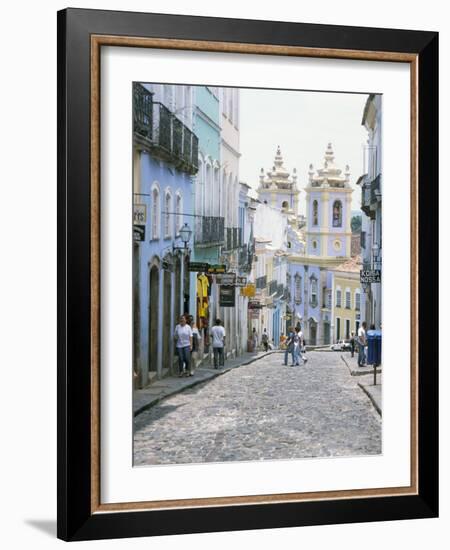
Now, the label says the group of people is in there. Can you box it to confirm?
[173,315,226,377]
[282,326,308,366]
[350,321,375,367]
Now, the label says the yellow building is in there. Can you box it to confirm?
[332,256,362,341]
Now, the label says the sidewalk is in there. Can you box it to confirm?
[340,352,382,377]
[358,376,382,416]
[134,349,280,417]
[340,353,382,416]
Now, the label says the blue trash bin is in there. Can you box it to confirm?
[367,330,382,365]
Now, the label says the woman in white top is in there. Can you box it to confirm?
[174,315,193,377]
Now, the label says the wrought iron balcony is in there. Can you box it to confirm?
[269,280,278,296]
[361,174,381,219]
[194,216,225,246]
[256,275,267,290]
[133,83,199,175]
[225,227,243,250]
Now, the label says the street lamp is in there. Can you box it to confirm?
[173,222,192,251]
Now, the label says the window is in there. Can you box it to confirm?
[313,200,319,226]
[151,186,160,239]
[345,289,351,309]
[336,288,342,308]
[164,191,172,238]
[327,290,332,309]
[175,193,182,234]
[295,274,302,303]
[332,200,343,227]
[355,290,361,311]
[310,276,318,307]
[213,166,220,216]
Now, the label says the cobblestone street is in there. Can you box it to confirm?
[134,351,381,465]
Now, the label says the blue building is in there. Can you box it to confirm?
[133,83,198,388]
[191,87,223,332]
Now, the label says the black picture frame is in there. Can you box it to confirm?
[57,8,438,542]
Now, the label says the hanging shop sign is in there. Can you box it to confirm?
[241,284,256,297]
[207,264,227,274]
[219,285,235,307]
[188,262,210,272]
[236,276,248,286]
[216,273,236,285]
[133,204,147,224]
[249,310,260,319]
[133,224,145,242]
[360,269,381,284]
[248,300,263,309]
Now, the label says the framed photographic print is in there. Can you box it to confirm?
[57,8,438,541]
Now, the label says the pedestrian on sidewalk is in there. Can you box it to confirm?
[174,315,193,377]
[211,318,226,369]
[190,322,202,375]
[251,327,258,352]
[350,331,356,358]
[292,327,302,366]
[284,326,295,366]
[357,321,367,367]
[261,328,269,352]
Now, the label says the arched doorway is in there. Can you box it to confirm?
[309,318,317,346]
[174,255,182,320]
[162,262,173,375]
[148,264,160,375]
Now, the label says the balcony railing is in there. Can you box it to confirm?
[269,280,278,296]
[194,216,225,246]
[256,275,267,290]
[133,83,199,175]
[225,227,243,250]
[361,174,381,219]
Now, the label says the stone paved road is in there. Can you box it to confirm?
[134,351,381,465]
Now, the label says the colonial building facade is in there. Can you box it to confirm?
[133,83,198,388]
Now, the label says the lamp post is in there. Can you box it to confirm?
[173,222,192,252]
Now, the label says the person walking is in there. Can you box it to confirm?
[251,327,258,352]
[350,331,356,358]
[292,327,302,366]
[261,328,269,352]
[284,327,295,366]
[174,315,193,377]
[357,321,367,367]
[211,318,226,369]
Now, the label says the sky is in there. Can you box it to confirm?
[239,88,371,214]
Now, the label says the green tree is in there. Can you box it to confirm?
[351,215,362,233]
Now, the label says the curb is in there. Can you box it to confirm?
[134,350,279,417]
[340,354,382,377]
[358,382,382,417]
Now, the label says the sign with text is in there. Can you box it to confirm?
[133,224,145,242]
[360,269,381,284]
[133,204,147,224]
[216,273,236,285]
[207,264,227,274]
[219,285,235,307]
[241,284,256,297]
[236,276,247,286]
[188,262,209,272]
[248,301,263,310]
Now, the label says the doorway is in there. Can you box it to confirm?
[148,264,159,375]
